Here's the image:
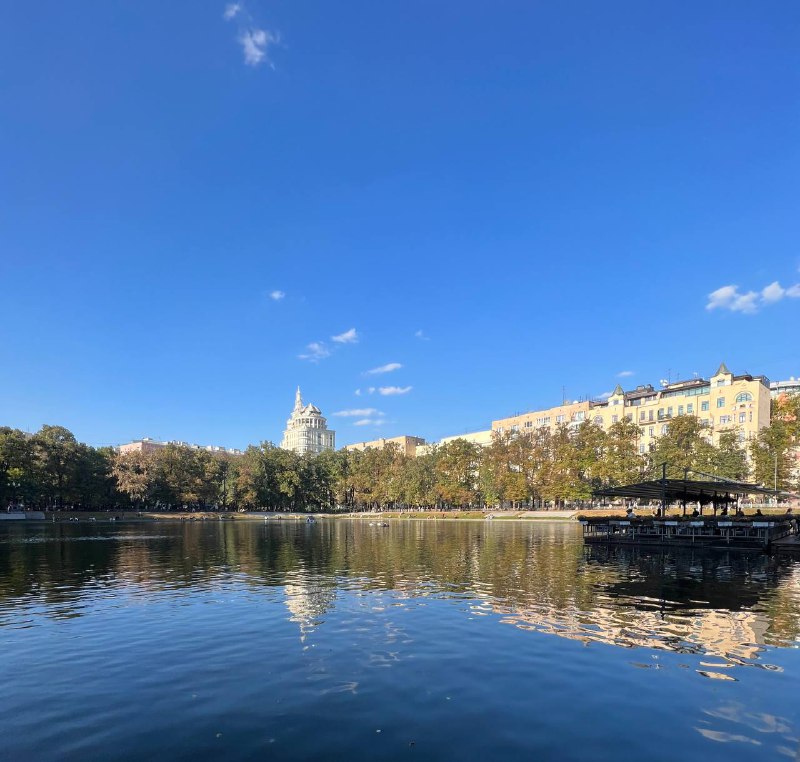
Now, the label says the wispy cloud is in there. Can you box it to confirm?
[415,329,430,341]
[240,28,278,66]
[378,386,412,396]
[353,418,385,427]
[333,408,381,418]
[365,362,402,375]
[617,370,634,378]
[223,3,279,68]
[706,280,800,314]
[269,290,285,301]
[597,391,613,400]
[298,342,330,362]
[298,327,357,363]
[223,2,241,20]
[332,328,358,344]
[354,389,362,397]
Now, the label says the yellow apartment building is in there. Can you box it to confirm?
[415,430,493,456]
[345,435,426,458]
[492,364,771,455]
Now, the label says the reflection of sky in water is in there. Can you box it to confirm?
[0,520,799,760]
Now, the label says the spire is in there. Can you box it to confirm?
[294,386,303,411]
[714,362,731,377]
[612,384,624,396]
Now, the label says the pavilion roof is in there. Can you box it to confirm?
[593,478,784,503]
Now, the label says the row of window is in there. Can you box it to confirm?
[499,392,756,433]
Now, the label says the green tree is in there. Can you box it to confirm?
[648,415,715,479]
[601,419,644,486]
[750,421,796,491]
[33,425,80,509]
[713,429,749,481]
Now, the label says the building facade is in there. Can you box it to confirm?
[345,435,426,458]
[280,388,336,455]
[118,438,241,456]
[771,377,800,398]
[492,364,771,454]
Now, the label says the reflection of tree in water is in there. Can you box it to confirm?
[1,521,799,662]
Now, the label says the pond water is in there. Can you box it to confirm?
[1,519,799,761]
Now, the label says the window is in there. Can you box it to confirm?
[687,403,694,414]
[612,415,618,424]
[678,405,684,415]
[574,411,585,422]
[700,418,709,427]
[648,426,654,437]
[667,406,673,416]
[639,411,645,421]
[648,410,654,421]
[556,415,565,423]
[524,421,532,428]
[661,424,668,435]
[736,392,753,403]
[701,401,709,412]
[717,397,725,408]
[739,412,746,423]
[594,416,603,425]
[716,379,726,387]
[719,415,731,425]
[511,425,519,432]
[625,414,633,422]
[639,444,646,454]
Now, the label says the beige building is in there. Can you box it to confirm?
[281,387,336,455]
[492,364,771,455]
[345,435,425,458]
[118,438,241,455]
[415,429,494,456]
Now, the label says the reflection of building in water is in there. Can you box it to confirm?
[495,600,770,662]
[284,575,337,641]
[486,546,789,663]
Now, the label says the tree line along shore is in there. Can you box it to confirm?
[1,395,798,513]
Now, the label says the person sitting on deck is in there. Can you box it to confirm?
[754,509,764,517]
[691,508,700,517]
[720,506,729,517]
[625,507,637,519]
[735,507,745,517]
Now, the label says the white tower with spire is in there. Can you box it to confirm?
[280,387,336,455]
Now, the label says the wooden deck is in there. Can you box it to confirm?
[580,517,794,551]
[773,534,800,553]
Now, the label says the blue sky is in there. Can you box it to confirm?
[1,1,799,449]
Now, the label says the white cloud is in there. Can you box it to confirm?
[367,387,376,394]
[332,328,358,344]
[706,279,800,314]
[415,329,430,341]
[378,386,412,396]
[333,408,381,417]
[354,389,362,396]
[239,28,278,67]
[761,281,785,303]
[706,285,759,314]
[298,342,330,362]
[617,370,634,378]
[598,391,613,400]
[224,3,280,68]
[366,362,402,375]
[353,418,386,427]
[223,2,241,20]
[269,290,285,301]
